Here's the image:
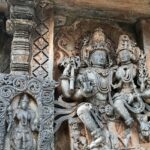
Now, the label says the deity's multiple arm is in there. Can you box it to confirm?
[61,64,73,98]
[60,56,94,100]
[59,29,150,149]
[61,63,95,100]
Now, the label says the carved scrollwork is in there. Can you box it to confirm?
[0,86,15,98]
[28,79,42,94]
[41,91,53,104]
[0,74,55,150]
[13,76,27,91]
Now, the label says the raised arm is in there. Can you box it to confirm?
[61,63,72,98]
[60,56,81,99]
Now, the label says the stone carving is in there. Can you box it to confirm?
[7,0,35,75]
[7,94,37,150]
[2,0,55,150]
[56,27,150,149]
[59,28,118,149]
[32,0,52,79]
[0,74,54,150]
[112,35,150,143]
[69,118,88,150]
[112,35,145,126]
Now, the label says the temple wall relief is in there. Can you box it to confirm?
[54,20,150,150]
[0,0,150,150]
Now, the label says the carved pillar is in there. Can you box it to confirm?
[0,0,55,150]
[32,0,54,80]
[7,0,35,75]
[136,19,150,75]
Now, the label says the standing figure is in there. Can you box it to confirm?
[60,28,115,149]
[112,35,145,127]
[7,94,38,150]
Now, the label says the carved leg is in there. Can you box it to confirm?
[77,103,106,149]
[77,103,99,132]
[114,100,133,126]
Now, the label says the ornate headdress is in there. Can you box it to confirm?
[81,27,112,62]
[91,27,111,53]
[116,35,135,54]
[21,94,29,104]
[116,34,141,62]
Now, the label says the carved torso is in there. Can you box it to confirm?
[15,108,32,127]
[115,63,137,93]
[77,67,110,105]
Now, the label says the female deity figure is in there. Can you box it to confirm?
[112,35,146,127]
[7,94,38,150]
[60,28,115,149]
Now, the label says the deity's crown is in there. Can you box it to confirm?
[116,34,135,54]
[91,27,111,53]
[81,27,113,63]
[21,94,29,103]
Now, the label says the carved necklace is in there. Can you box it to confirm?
[88,67,109,77]
[93,70,110,94]
[121,64,134,83]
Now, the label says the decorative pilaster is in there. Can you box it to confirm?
[32,0,54,80]
[0,1,55,150]
[136,19,150,75]
[7,0,35,75]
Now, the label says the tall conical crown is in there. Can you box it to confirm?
[81,27,112,62]
[21,94,29,103]
[91,27,111,53]
[116,35,134,54]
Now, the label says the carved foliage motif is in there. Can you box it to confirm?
[0,74,54,150]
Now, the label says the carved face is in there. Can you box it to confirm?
[118,50,131,64]
[90,50,108,66]
[21,101,28,110]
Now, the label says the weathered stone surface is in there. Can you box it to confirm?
[52,0,150,23]
[54,20,150,150]
[0,14,11,73]
[0,0,150,150]
[136,19,150,75]
[31,1,54,80]
[0,0,7,13]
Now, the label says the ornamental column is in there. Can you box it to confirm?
[136,19,150,75]
[7,0,35,75]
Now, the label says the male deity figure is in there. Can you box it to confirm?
[60,28,114,149]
